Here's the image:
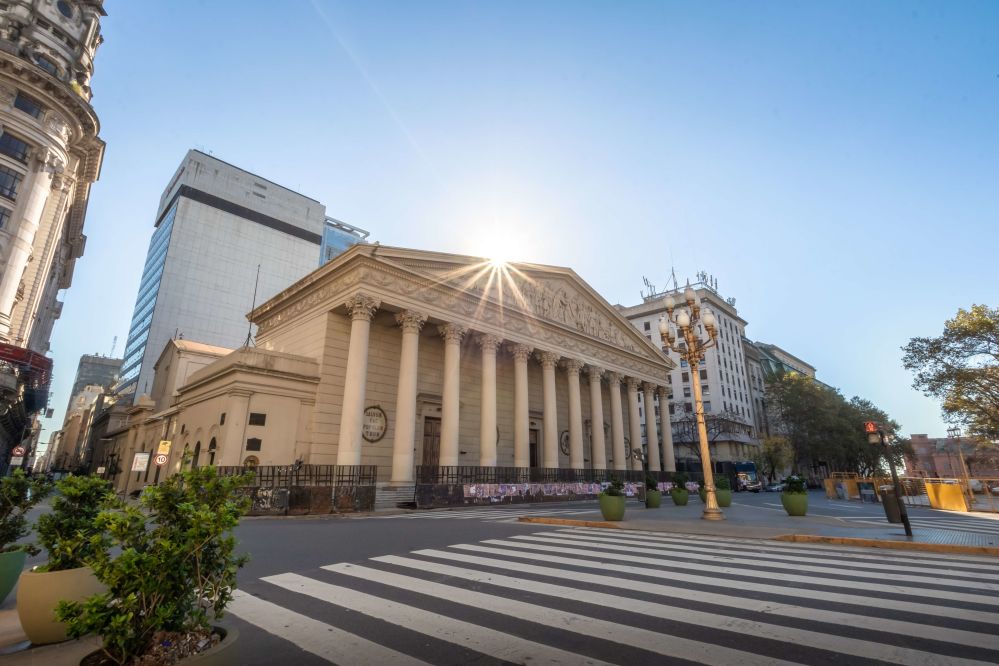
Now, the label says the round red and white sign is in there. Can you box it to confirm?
[154,454,169,466]
[11,446,25,456]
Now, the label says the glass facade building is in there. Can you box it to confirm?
[117,202,177,395]
[320,218,369,265]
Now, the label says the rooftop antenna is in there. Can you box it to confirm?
[244,264,261,348]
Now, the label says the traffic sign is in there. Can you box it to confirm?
[157,440,172,456]
[154,454,168,466]
[863,421,879,434]
[12,446,25,456]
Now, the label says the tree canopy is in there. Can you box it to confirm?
[902,304,999,440]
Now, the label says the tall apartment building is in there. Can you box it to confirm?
[118,151,368,401]
[0,1,106,464]
[65,352,119,407]
[620,275,758,465]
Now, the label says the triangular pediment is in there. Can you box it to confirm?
[370,247,668,365]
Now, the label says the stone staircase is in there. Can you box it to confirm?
[374,484,416,511]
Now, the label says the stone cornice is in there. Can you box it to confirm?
[254,254,673,383]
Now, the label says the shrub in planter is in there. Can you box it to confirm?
[670,473,689,506]
[599,478,626,521]
[644,475,661,508]
[17,475,115,645]
[0,470,51,603]
[57,466,253,665]
[781,475,808,516]
[715,476,733,508]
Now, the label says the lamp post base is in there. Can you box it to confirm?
[701,507,725,521]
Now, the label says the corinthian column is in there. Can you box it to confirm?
[565,359,585,470]
[477,334,502,467]
[587,366,606,470]
[607,372,626,471]
[510,343,533,468]
[626,377,643,471]
[643,382,661,472]
[538,350,561,468]
[337,294,380,466]
[438,323,467,466]
[390,311,427,484]
[658,386,676,472]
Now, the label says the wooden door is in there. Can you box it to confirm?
[422,417,442,468]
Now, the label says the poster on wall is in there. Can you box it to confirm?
[131,452,151,472]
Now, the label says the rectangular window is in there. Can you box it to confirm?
[0,207,9,228]
[248,413,266,426]
[0,165,23,200]
[702,384,710,395]
[643,321,650,331]
[14,92,43,118]
[220,412,226,425]
[700,369,708,380]
[683,387,691,398]
[681,372,689,383]
[703,401,712,412]
[684,402,693,413]
[0,132,29,162]
[669,404,675,415]
[245,437,262,451]
[35,56,58,76]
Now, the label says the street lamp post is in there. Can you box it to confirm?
[946,426,974,506]
[658,285,723,521]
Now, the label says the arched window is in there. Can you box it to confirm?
[242,455,259,468]
[192,441,201,469]
[208,438,216,465]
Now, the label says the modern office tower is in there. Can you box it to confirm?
[320,217,368,265]
[0,1,106,464]
[117,150,336,401]
[65,352,119,409]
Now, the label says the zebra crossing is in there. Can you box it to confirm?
[362,503,632,522]
[842,512,999,536]
[228,526,999,665]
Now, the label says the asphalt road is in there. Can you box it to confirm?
[226,498,999,666]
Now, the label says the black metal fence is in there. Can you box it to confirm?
[215,464,377,487]
[415,466,676,485]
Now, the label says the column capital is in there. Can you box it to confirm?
[438,322,467,344]
[563,358,585,375]
[585,365,604,380]
[508,342,533,362]
[642,381,658,395]
[344,293,380,321]
[606,370,623,385]
[395,310,428,332]
[626,376,642,391]
[657,385,670,400]
[537,350,561,368]
[476,333,503,352]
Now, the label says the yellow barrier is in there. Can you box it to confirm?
[925,482,968,512]
[843,478,860,500]
[823,478,836,499]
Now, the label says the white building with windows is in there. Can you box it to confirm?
[619,276,758,467]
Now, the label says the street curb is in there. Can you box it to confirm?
[518,517,622,529]
[775,534,999,557]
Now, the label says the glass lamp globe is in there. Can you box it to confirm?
[684,286,696,303]
[702,308,716,329]
[662,294,675,310]
[675,310,691,328]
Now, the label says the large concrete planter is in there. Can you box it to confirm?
[645,490,662,508]
[17,565,105,645]
[781,492,808,516]
[598,494,626,521]
[671,488,689,506]
[0,549,27,604]
[81,626,239,666]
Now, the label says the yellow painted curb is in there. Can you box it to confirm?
[518,516,622,529]
[775,534,999,557]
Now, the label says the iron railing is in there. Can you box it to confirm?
[415,466,669,485]
[215,464,377,487]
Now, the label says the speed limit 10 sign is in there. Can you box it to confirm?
[154,454,169,466]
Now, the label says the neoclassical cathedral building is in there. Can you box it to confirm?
[109,245,677,498]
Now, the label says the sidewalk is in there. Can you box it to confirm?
[0,592,99,666]
[520,493,999,555]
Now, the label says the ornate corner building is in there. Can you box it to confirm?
[0,1,105,465]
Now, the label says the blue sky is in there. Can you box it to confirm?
[41,1,999,442]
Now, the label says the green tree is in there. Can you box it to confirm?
[751,436,793,483]
[902,304,999,439]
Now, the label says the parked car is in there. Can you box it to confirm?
[764,482,785,492]
[739,479,763,492]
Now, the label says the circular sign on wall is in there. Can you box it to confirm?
[559,430,570,455]
[154,454,169,466]
[362,405,388,442]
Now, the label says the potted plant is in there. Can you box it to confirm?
[17,475,114,645]
[670,473,689,506]
[781,475,808,516]
[715,476,733,507]
[644,475,662,508]
[58,465,252,665]
[598,477,626,521]
[0,470,51,603]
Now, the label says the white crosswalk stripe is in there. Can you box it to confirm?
[841,514,999,536]
[365,505,614,520]
[229,527,999,665]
